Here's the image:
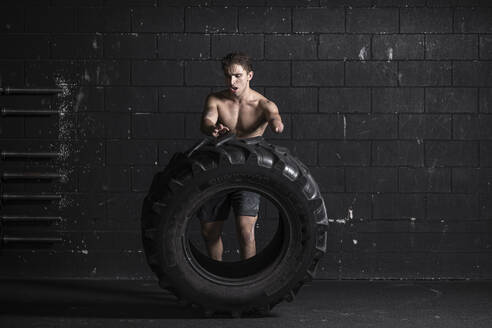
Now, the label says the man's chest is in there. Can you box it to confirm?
[217,104,264,126]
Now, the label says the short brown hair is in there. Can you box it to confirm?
[221,52,253,73]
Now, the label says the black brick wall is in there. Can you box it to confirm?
[0,0,491,280]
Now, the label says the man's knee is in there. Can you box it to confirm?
[237,220,256,243]
[201,222,222,241]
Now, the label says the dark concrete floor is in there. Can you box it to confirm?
[0,279,491,327]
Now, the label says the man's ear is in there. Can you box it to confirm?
[247,70,254,81]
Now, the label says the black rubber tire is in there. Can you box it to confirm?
[141,136,328,317]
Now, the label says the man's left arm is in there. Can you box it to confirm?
[262,100,284,133]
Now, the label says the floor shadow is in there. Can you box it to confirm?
[0,279,274,319]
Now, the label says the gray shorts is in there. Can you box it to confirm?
[197,190,261,222]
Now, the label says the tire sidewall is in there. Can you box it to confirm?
[159,163,318,309]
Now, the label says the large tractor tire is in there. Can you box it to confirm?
[141,134,328,317]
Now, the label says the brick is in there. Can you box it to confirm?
[399,167,450,192]
[347,8,398,33]
[76,112,105,139]
[319,88,370,113]
[25,60,81,87]
[452,114,479,140]
[132,60,183,86]
[0,8,23,32]
[160,0,209,4]
[425,141,479,167]
[346,114,398,139]
[346,62,397,87]
[423,0,483,6]
[185,113,205,139]
[373,140,424,166]
[479,88,492,113]
[79,167,130,192]
[425,88,477,113]
[212,0,264,4]
[81,60,131,86]
[185,60,225,86]
[239,7,291,33]
[159,87,211,113]
[267,0,319,5]
[186,7,237,33]
[398,62,452,86]
[480,35,492,60]
[319,34,371,60]
[106,193,140,221]
[400,8,452,33]
[78,112,131,139]
[132,113,184,138]
[481,194,492,221]
[0,35,50,59]
[372,194,425,220]
[107,140,157,165]
[292,62,344,86]
[104,34,156,59]
[78,8,131,32]
[265,88,317,113]
[310,167,345,192]
[480,141,492,167]
[132,166,161,192]
[378,0,427,6]
[52,35,102,59]
[73,86,106,111]
[451,168,480,193]
[270,140,318,166]
[211,34,263,60]
[293,8,344,33]
[106,87,158,112]
[323,192,372,222]
[372,88,424,113]
[0,95,53,114]
[427,194,479,220]
[292,114,344,139]
[24,115,61,139]
[0,117,24,138]
[52,0,104,5]
[265,35,317,60]
[372,34,424,60]
[318,141,371,166]
[319,0,372,6]
[399,114,451,139]
[26,7,75,32]
[454,62,492,86]
[106,0,156,5]
[0,61,23,86]
[454,8,492,33]
[133,7,184,32]
[158,139,195,165]
[71,140,105,165]
[426,35,478,60]
[251,61,291,86]
[346,167,398,192]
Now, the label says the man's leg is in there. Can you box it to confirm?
[235,215,258,260]
[200,220,225,261]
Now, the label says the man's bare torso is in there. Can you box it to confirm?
[209,89,270,139]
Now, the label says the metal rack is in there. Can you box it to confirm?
[0,87,64,247]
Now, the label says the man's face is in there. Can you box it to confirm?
[224,64,253,96]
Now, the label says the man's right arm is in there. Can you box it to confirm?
[201,95,218,136]
[200,95,229,137]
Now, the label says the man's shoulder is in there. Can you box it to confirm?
[258,96,277,111]
[206,90,228,102]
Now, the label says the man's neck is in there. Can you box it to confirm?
[229,86,251,103]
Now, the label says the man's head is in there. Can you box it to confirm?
[221,53,253,96]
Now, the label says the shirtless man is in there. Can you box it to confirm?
[198,53,284,261]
